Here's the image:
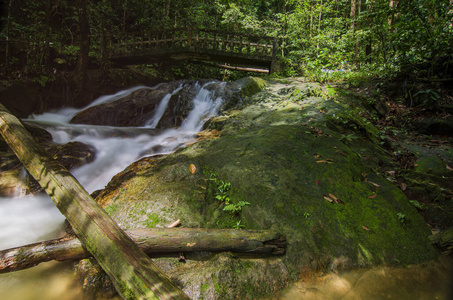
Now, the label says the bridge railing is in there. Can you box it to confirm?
[109,28,277,60]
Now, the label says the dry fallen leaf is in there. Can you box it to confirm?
[368,181,381,187]
[186,243,196,247]
[362,225,371,231]
[315,180,320,185]
[189,164,197,174]
[316,160,328,163]
[168,219,180,228]
[368,193,377,199]
[324,195,334,202]
[447,165,453,171]
[329,193,338,201]
[400,182,407,191]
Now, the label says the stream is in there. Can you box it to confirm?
[0,82,452,299]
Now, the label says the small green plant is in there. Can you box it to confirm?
[224,201,250,214]
[209,172,250,217]
[234,220,244,229]
[409,200,425,210]
[340,133,359,142]
[209,173,231,203]
[413,89,441,111]
[303,212,310,218]
[105,204,119,215]
[397,212,406,223]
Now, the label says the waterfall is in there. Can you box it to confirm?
[146,84,183,128]
[0,81,224,250]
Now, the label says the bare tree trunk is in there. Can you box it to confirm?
[75,0,90,90]
[350,0,356,32]
[4,0,13,75]
[317,0,323,52]
[123,0,128,33]
[388,0,394,26]
[354,0,361,59]
[165,0,171,18]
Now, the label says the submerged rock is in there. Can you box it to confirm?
[75,77,440,299]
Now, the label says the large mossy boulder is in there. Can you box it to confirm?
[84,78,437,299]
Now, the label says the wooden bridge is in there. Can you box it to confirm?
[109,28,278,74]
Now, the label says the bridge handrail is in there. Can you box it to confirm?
[109,28,278,59]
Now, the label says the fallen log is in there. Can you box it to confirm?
[215,64,270,74]
[0,104,189,300]
[0,228,286,273]
[193,60,270,73]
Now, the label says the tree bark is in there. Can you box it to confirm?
[0,104,189,300]
[4,0,13,75]
[350,0,356,32]
[0,228,286,273]
[75,0,90,90]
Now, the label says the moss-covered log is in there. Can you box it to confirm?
[0,228,286,273]
[0,104,189,300]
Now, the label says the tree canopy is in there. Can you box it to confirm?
[1,0,452,81]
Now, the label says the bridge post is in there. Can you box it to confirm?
[187,28,193,50]
[270,37,278,74]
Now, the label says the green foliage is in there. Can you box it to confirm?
[397,212,406,223]
[209,172,250,215]
[340,133,359,143]
[223,201,250,214]
[413,89,441,111]
[409,200,425,210]
[105,204,119,215]
[2,0,452,85]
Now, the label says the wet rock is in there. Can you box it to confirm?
[412,117,453,136]
[69,81,205,128]
[84,78,438,299]
[47,141,96,170]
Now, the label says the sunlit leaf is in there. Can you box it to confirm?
[189,164,197,174]
[368,181,381,187]
[323,194,333,202]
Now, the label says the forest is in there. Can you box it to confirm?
[1,1,453,300]
[1,0,452,85]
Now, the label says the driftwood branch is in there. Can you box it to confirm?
[215,64,270,74]
[0,228,286,274]
[0,104,189,299]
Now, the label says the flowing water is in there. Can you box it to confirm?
[0,82,452,299]
[0,81,223,299]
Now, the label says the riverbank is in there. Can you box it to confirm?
[0,74,452,299]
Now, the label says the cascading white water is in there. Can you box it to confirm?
[146,84,183,128]
[0,81,224,251]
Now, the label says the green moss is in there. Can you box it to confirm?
[104,204,119,215]
[144,213,162,228]
[238,77,268,98]
[89,77,439,298]
[201,283,209,293]
[415,156,450,177]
